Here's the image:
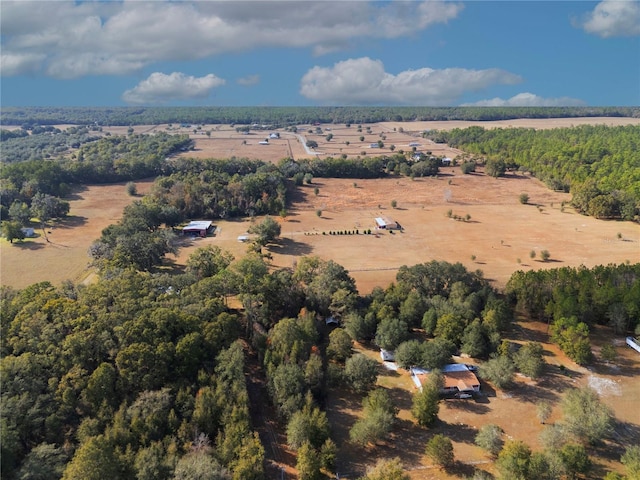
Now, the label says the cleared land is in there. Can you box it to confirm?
[99,116,640,164]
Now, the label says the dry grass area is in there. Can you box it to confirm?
[0,179,155,289]
[180,168,639,292]
[102,116,640,165]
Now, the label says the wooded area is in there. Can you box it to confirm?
[435,124,640,220]
[2,106,638,126]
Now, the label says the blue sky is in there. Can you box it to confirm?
[1,1,639,107]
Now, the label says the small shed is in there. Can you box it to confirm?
[375,217,400,230]
[182,221,213,237]
[380,349,395,362]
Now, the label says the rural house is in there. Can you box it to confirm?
[411,364,480,396]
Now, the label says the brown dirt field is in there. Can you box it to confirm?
[178,168,639,293]
[100,117,640,164]
[0,179,155,289]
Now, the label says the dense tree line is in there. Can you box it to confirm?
[1,133,191,208]
[0,268,262,479]
[506,264,640,363]
[3,106,638,127]
[0,127,100,163]
[433,125,640,220]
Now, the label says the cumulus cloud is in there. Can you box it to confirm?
[578,0,640,37]
[1,53,46,76]
[300,57,522,105]
[463,92,586,107]
[0,0,463,78]
[237,75,260,86]
[122,72,225,104]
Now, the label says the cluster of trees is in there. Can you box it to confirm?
[490,386,624,480]
[1,133,191,214]
[434,125,640,220]
[0,266,265,479]
[0,127,100,163]
[506,264,640,362]
[3,106,638,126]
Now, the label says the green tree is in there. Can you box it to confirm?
[126,182,137,196]
[1,220,25,243]
[496,440,531,480]
[296,442,322,480]
[561,387,614,444]
[559,443,591,479]
[349,389,397,447]
[62,435,124,480]
[485,158,506,177]
[411,384,440,427]
[425,434,454,469]
[461,319,490,358]
[422,338,455,369]
[326,328,353,362]
[186,246,234,279]
[550,317,593,365]
[375,318,409,351]
[513,342,545,378]
[390,199,397,208]
[16,443,67,480]
[344,354,378,393]
[540,250,551,262]
[9,200,31,225]
[475,424,504,457]
[30,192,69,241]
[286,401,330,451]
[519,193,529,204]
[395,340,426,369]
[479,355,515,389]
[349,408,395,447]
[621,445,640,479]
[362,458,409,480]
[230,433,264,480]
[173,451,229,480]
[248,216,281,248]
[536,401,552,425]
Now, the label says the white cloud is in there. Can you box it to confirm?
[579,0,640,37]
[237,75,260,86]
[0,0,463,78]
[0,53,46,76]
[300,57,522,105]
[463,92,586,107]
[122,72,225,105]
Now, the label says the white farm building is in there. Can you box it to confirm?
[375,217,400,230]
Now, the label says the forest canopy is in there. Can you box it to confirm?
[2,106,638,126]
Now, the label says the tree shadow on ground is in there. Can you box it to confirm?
[270,237,313,256]
[55,215,88,229]
[12,241,45,250]
[432,419,478,445]
[442,397,491,415]
[506,381,560,404]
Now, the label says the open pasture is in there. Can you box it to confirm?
[177,167,639,292]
